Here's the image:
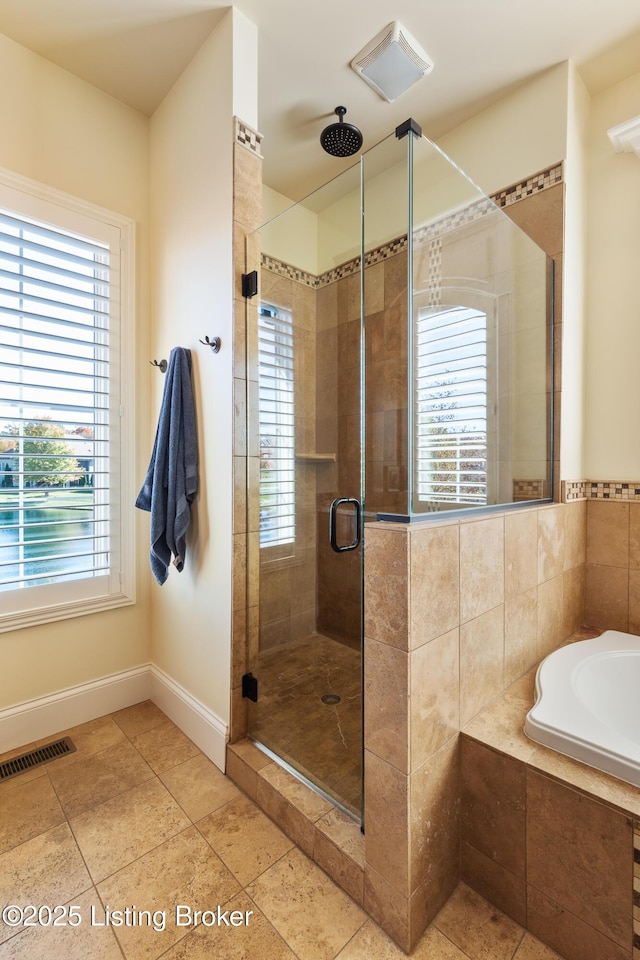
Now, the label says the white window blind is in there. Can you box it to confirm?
[258,305,295,549]
[416,305,488,505]
[0,173,134,630]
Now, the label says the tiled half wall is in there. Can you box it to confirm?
[363,499,586,949]
[461,728,636,960]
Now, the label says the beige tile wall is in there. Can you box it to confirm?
[584,499,640,634]
[230,122,263,744]
[363,499,586,951]
[461,737,634,960]
[365,251,409,518]
[503,183,563,497]
[315,270,361,645]
[257,270,319,652]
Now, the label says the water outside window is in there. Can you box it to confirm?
[0,207,110,591]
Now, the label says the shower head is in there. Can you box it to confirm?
[320,106,363,157]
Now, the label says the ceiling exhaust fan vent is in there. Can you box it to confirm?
[351,21,433,103]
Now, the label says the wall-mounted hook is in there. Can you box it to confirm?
[199,336,221,354]
[150,358,168,373]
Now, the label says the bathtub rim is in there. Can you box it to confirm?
[525,629,640,788]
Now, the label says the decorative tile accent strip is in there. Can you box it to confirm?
[321,254,361,285]
[490,163,563,209]
[426,237,442,308]
[260,163,564,287]
[562,480,640,501]
[364,235,408,266]
[234,117,263,157]
[513,479,546,501]
[587,481,640,500]
[562,480,587,502]
[261,253,318,288]
[414,197,496,246]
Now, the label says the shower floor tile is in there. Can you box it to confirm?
[248,632,362,816]
[0,707,563,960]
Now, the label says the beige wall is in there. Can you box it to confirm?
[437,62,569,197]
[561,63,590,482]
[148,9,257,722]
[584,68,640,480]
[437,61,585,487]
[262,185,319,274]
[0,33,152,708]
[0,7,259,733]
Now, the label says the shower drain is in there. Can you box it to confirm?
[321,693,341,705]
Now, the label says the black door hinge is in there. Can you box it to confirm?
[242,672,258,702]
[241,271,258,298]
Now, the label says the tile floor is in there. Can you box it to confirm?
[0,703,563,959]
[249,634,362,817]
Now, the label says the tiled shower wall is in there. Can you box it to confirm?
[257,246,412,650]
[231,118,263,743]
[258,270,319,651]
[256,167,565,653]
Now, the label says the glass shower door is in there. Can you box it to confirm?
[245,161,365,820]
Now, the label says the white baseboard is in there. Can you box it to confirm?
[0,666,151,754]
[150,665,228,772]
[0,665,229,772]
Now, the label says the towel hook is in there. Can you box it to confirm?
[199,336,221,354]
[150,358,168,373]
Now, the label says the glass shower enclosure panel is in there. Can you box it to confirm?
[243,122,553,824]
[408,133,553,516]
[245,162,365,820]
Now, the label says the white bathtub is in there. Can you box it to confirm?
[525,630,640,787]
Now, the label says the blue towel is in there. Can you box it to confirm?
[135,347,198,585]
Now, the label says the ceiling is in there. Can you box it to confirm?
[0,0,639,200]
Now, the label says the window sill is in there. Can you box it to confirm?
[0,591,136,634]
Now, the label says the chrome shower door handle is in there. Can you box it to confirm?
[329,497,362,552]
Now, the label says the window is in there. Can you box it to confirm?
[0,171,135,631]
[258,304,295,552]
[415,304,488,506]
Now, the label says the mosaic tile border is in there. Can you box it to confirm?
[234,117,263,158]
[260,236,411,290]
[414,197,496,246]
[513,479,547,501]
[491,163,563,209]
[426,237,442,308]
[261,253,318,288]
[562,480,640,502]
[562,481,587,502]
[321,254,361,286]
[261,163,564,288]
[633,822,640,959]
[587,481,640,500]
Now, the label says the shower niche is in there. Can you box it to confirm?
[243,122,553,821]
